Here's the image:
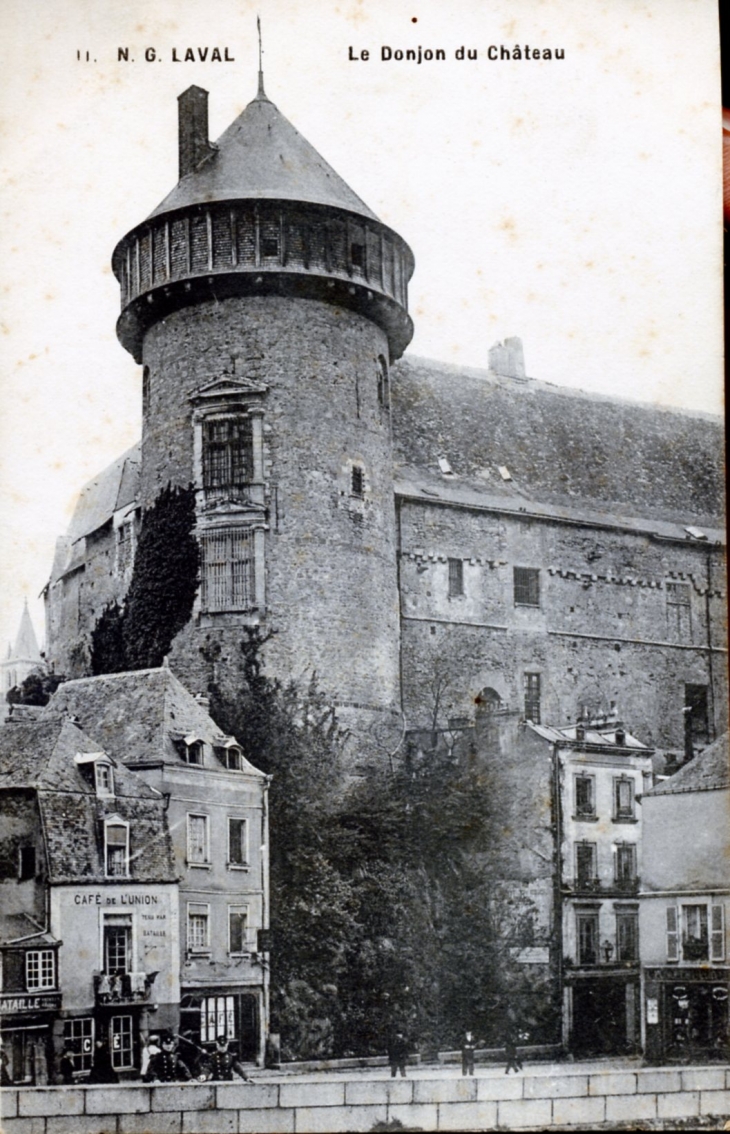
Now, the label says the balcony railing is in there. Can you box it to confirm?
[93,971,158,1005]
[568,877,639,895]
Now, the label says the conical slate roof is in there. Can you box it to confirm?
[12,601,41,663]
[149,90,378,222]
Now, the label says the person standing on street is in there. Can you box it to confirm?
[388,1030,409,1078]
[504,1029,523,1074]
[461,1030,478,1076]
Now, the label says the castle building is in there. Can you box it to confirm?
[1,602,43,696]
[42,79,727,765]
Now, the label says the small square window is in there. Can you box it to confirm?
[447,558,464,597]
[351,466,364,497]
[514,567,540,607]
[351,242,365,269]
[262,236,279,258]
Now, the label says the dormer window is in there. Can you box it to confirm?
[95,762,115,797]
[104,819,130,878]
[215,742,243,770]
[173,736,205,765]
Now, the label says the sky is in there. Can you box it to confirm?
[0,0,723,657]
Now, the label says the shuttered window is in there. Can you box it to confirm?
[710,905,725,962]
[201,529,255,612]
[666,906,679,962]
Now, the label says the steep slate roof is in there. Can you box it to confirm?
[529,722,651,751]
[149,90,378,222]
[647,733,729,796]
[11,601,41,663]
[48,668,264,776]
[0,716,175,883]
[66,444,141,545]
[391,356,725,529]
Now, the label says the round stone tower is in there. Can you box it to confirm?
[111,80,414,736]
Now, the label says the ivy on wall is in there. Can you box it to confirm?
[91,484,200,674]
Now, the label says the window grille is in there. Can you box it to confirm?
[201,528,255,612]
[523,673,541,723]
[448,558,464,597]
[203,418,254,490]
[105,823,129,877]
[514,567,540,607]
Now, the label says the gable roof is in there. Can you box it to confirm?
[647,733,729,796]
[0,716,175,882]
[47,668,265,777]
[149,91,378,223]
[391,356,725,529]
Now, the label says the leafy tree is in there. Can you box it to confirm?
[6,667,66,706]
[90,601,126,675]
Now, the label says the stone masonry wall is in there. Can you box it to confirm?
[399,499,727,749]
[2,1066,730,1132]
[141,296,401,717]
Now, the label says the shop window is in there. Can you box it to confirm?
[448,558,464,598]
[63,1018,94,1074]
[188,904,211,953]
[203,417,254,491]
[574,774,596,819]
[200,995,235,1043]
[682,904,709,962]
[616,911,639,962]
[228,818,249,867]
[514,567,540,607]
[229,907,249,955]
[26,949,55,991]
[201,528,255,613]
[104,820,129,878]
[613,776,635,821]
[575,841,597,888]
[576,912,599,965]
[110,1015,134,1071]
[523,673,541,724]
[187,814,210,865]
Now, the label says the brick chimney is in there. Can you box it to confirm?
[178,86,214,179]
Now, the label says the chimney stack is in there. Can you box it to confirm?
[178,86,214,180]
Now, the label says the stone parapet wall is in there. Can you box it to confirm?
[3,1065,729,1132]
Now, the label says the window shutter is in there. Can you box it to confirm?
[710,905,725,961]
[666,906,679,962]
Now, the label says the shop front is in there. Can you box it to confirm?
[565,971,640,1055]
[644,967,730,1063]
[179,987,262,1070]
[0,992,61,1085]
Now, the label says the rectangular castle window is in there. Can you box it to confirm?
[201,528,255,612]
[523,673,541,724]
[203,418,254,490]
[666,581,692,640]
[514,567,540,607]
[448,558,464,597]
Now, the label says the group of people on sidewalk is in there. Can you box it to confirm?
[388,1028,526,1078]
[58,1032,253,1085]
